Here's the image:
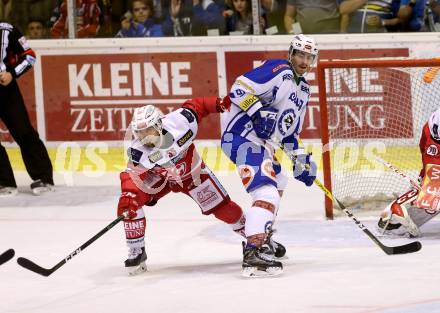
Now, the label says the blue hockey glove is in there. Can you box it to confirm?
[251,107,278,139]
[293,153,317,187]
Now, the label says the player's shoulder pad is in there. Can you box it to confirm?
[166,108,191,126]
[243,59,292,84]
[179,108,196,123]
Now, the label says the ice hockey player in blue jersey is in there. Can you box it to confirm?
[221,34,319,277]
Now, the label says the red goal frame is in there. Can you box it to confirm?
[317,59,440,219]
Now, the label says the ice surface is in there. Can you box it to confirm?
[1,172,440,313]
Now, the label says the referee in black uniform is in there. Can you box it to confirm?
[0,22,53,196]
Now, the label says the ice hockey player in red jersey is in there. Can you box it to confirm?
[117,96,247,275]
[378,108,440,237]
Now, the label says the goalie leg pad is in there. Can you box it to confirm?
[378,189,420,237]
[407,206,440,228]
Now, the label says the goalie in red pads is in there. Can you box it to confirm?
[117,97,247,275]
[378,109,440,237]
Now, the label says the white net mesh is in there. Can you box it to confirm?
[323,63,440,213]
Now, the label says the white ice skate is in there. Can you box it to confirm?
[125,247,147,276]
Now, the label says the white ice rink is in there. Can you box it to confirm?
[1,172,440,313]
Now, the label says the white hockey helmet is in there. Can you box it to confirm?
[131,105,164,146]
[428,108,440,141]
[288,34,319,66]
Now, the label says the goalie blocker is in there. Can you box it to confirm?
[378,164,440,237]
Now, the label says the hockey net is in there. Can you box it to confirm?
[318,59,440,219]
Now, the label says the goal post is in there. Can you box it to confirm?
[317,58,440,219]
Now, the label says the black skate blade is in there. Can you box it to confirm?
[0,249,15,266]
[241,266,283,278]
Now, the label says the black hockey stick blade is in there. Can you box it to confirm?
[16,257,54,277]
[334,197,423,255]
[381,240,422,255]
[0,249,15,266]
[16,214,126,277]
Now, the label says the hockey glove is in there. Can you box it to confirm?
[117,192,140,219]
[251,107,278,139]
[292,153,317,187]
[216,95,232,112]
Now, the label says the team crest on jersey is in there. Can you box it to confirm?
[427,145,439,156]
[261,159,276,182]
[238,165,255,188]
[278,109,296,136]
[148,151,163,163]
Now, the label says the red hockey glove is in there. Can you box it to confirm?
[117,192,140,219]
[216,95,231,112]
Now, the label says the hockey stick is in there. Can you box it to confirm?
[313,178,422,255]
[375,157,420,191]
[17,213,127,276]
[0,249,15,266]
[270,139,421,254]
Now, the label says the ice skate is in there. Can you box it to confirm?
[0,186,17,197]
[260,228,286,259]
[31,180,54,196]
[241,242,283,278]
[125,247,147,275]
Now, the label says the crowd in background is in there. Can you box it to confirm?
[2,0,440,39]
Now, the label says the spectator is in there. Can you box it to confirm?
[0,22,53,196]
[262,0,286,34]
[29,0,59,24]
[429,0,440,30]
[397,0,425,31]
[284,0,341,34]
[339,0,410,33]
[224,0,266,34]
[96,0,114,37]
[152,0,166,21]
[20,0,59,32]
[115,0,163,37]
[162,0,225,36]
[0,0,12,23]
[26,19,48,39]
[50,0,101,38]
